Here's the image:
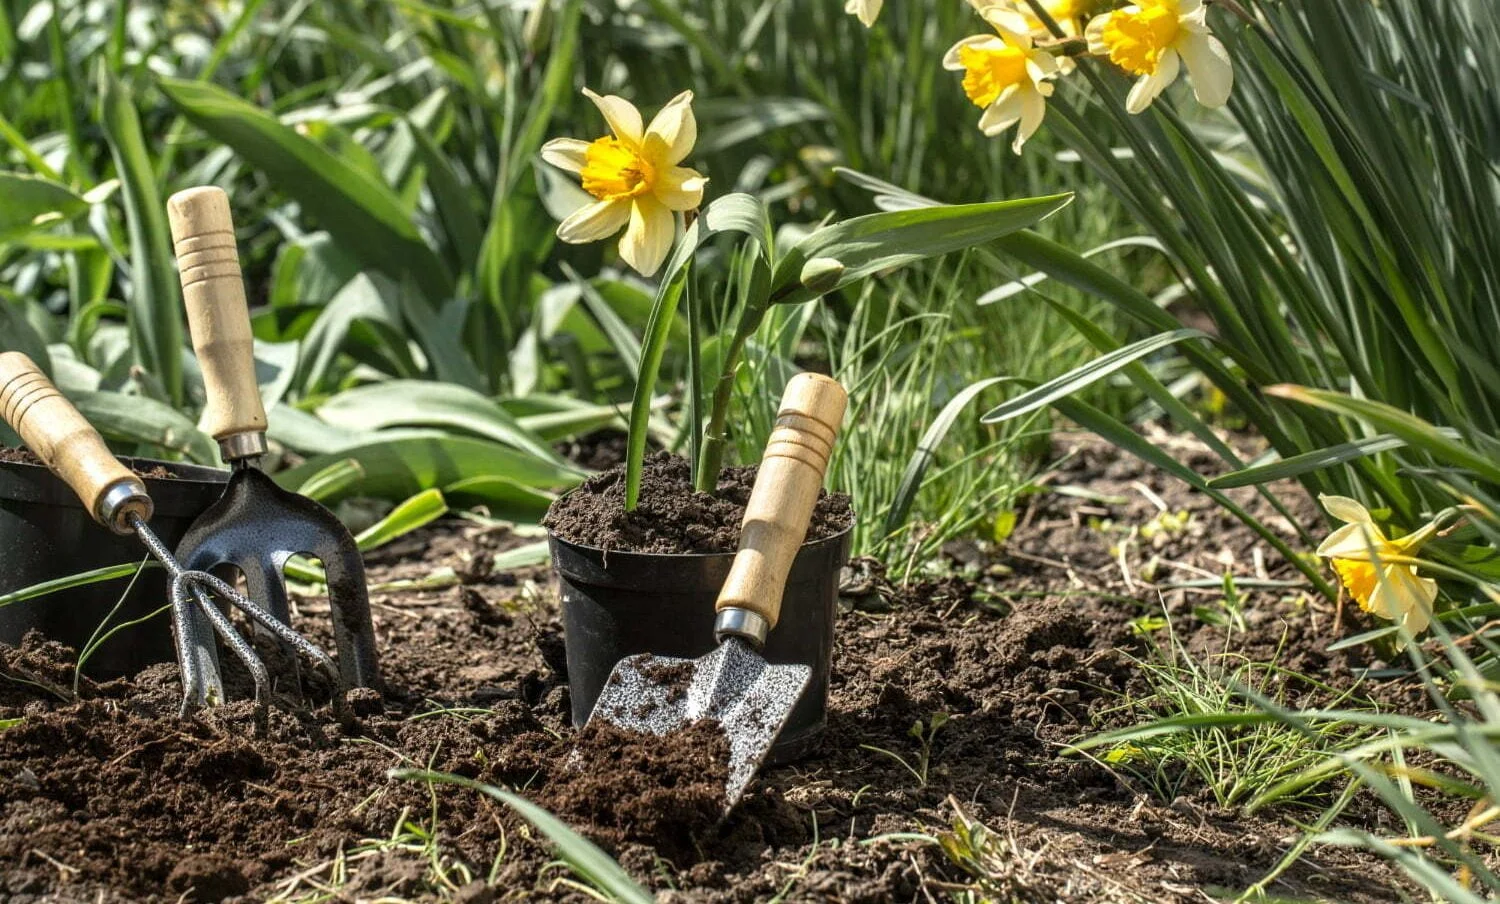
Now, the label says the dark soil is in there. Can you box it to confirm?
[545,451,854,553]
[0,432,1430,902]
[0,445,179,480]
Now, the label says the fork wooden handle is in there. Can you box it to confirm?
[715,373,847,632]
[0,353,151,533]
[168,186,267,457]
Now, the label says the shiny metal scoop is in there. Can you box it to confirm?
[589,638,810,808]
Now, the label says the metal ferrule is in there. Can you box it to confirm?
[97,479,153,536]
[218,431,268,462]
[714,607,770,648]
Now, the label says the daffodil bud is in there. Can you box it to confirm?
[800,257,845,296]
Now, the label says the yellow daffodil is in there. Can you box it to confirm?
[980,0,1093,38]
[945,8,1062,154]
[1085,0,1232,114]
[846,0,883,27]
[1316,495,1439,639]
[540,89,707,277]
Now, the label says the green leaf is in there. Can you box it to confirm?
[981,329,1209,424]
[73,390,216,464]
[0,562,152,610]
[390,770,654,904]
[885,377,1009,537]
[770,193,1073,305]
[297,458,365,502]
[625,193,773,509]
[275,434,583,504]
[157,78,452,303]
[316,380,566,465]
[99,67,184,406]
[443,476,556,523]
[1268,386,1500,486]
[0,172,88,241]
[354,488,448,552]
[1207,434,1413,489]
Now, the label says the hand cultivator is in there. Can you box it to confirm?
[167,186,380,709]
[0,353,351,717]
[587,372,848,809]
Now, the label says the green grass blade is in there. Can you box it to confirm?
[0,562,154,609]
[1207,434,1412,489]
[885,377,1009,537]
[390,769,654,904]
[98,67,183,406]
[980,329,1208,424]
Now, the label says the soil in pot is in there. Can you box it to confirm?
[0,445,182,480]
[544,451,853,553]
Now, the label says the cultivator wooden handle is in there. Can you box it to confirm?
[715,373,847,639]
[167,186,268,461]
[0,352,152,534]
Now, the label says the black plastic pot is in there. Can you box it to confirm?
[0,455,228,677]
[550,523,853,763]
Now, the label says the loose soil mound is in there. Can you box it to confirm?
[544,451,853,553]
[0,433,1425,902]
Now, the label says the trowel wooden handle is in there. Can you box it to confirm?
[0,353,151,534]
[715,373,848,633]
[168,186,267,454]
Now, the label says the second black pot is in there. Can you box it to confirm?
[550,523,852,763]
[0,455,228,677]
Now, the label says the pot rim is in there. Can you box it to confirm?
[0,454,228,487]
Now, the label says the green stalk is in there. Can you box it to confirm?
[695,302,765,492]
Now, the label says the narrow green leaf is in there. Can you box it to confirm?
[157,78,452,303]
[316,380,565,465]
[0,562,153,609]
[981,329,1209,424]
[771,193,1073,305]
[1207,434,1413,489]
[98,67,183,406]
[885,377,1009,537]
[275,434,583,504]
[390,769,654,904]
[354,489,448,552]
[0,173,89,241]
[73,390,216,464]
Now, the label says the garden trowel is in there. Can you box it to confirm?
[587,372,847,810]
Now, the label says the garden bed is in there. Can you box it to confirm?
[0,434,1421,902]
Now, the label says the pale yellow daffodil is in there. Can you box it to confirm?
[1085,0,1232,114]
[540,89,707,277]
[945,8,1062,154]
[1316,495,1439,640]
[978,0,1093,39]
[846,0,883,27]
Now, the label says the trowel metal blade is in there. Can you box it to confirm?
[588,637,811,807]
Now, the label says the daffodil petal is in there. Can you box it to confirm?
[944,34,1005,70]
[556,199,630,244]
[981,8,1033,45]
[1084,11,1111,54]
[1027,47,1060,78]
[1012,86,1046,154]
[653,166,707,211]
[978,84,1025,136]
[1316,522,1379,559]
[1369,565,1436,634]
[643,90,697,166]
[1177,31,1233,108]
[618,197,675,278]
[845,0,883,27]
[1125,49,1178,114]
[1319,495,1373,526]
[583,88,644,146]
[539,138,591,174]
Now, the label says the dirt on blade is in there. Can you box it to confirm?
[544,451,854,554]
[0,434,1430,902]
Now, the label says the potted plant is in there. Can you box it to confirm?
[538,87,1072,757]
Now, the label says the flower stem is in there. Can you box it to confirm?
[694,304,765,492]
